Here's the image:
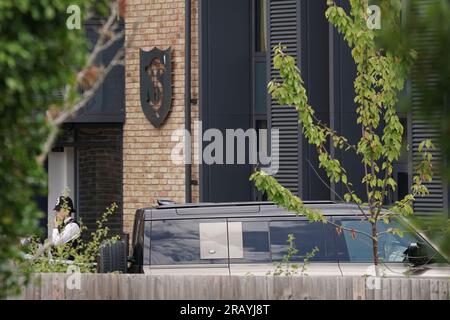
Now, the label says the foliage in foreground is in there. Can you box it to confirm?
[23,203,120,273]
[0,0,117,298]
[379,0,450,181]
[267,234,319,277]
[378,0,450,256]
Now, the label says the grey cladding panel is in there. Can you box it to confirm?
[267,0,300,195]
[410,0,447,213]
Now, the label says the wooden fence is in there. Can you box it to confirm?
[8,274,450,300]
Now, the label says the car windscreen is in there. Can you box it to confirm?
[331,217,446,263]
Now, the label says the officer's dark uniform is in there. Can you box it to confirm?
[52,196,81,260]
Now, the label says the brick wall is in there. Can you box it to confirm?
[123,0,199,235]
[77,126,123,238]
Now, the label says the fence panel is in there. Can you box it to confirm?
[8,274,450,300]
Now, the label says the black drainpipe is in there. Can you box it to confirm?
[184,0,192,203]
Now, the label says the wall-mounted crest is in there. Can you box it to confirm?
[140,47,172,128]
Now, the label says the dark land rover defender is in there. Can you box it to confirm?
[98,201,450,277]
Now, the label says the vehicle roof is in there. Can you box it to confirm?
[141,201,375,220]
[153,200,336,210]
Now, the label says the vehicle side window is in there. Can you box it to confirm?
[322,222,344,261]
[333,218,440,263]
[150,219,228,265]
[269,221,326,261]
[229,221,270,263]
[335,220,373,262]
[131,211,142,249]
[132,215,145,265]
[143,221,151,265]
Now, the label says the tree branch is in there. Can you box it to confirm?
[37,1,147,165]
[305,157,370,220]
[56,49,125,126]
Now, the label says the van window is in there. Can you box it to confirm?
[132,214,145,266]
[150,219,228,265]
[269,221,326,261]
[229,221,270,263]
[332,218,441,263]
[131,210,143,249]
[333,220,373,262]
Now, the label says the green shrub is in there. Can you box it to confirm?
[22,203,120,273]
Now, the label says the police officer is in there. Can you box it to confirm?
[52,196,80,247]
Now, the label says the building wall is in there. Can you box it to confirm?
[123,0,199,235]
[77,126,123,238]
[51,125,124,239]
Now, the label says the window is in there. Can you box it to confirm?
[332,218,443,263]
[269,220,327,261]
[255,0,267,53]
[333,220,373,262]
[253,1,269,200]
[131,212,145,265]
[254,62,267,115]
[150,219,228,265]
[229,221,271,263]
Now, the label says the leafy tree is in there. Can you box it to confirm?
[0,0,123,298]
[379,0,450,180]
[251,0,434,269]
[378,0,450,255]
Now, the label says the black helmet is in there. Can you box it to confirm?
[53,196,76,213]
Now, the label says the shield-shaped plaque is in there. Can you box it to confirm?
[140,47,172,128]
